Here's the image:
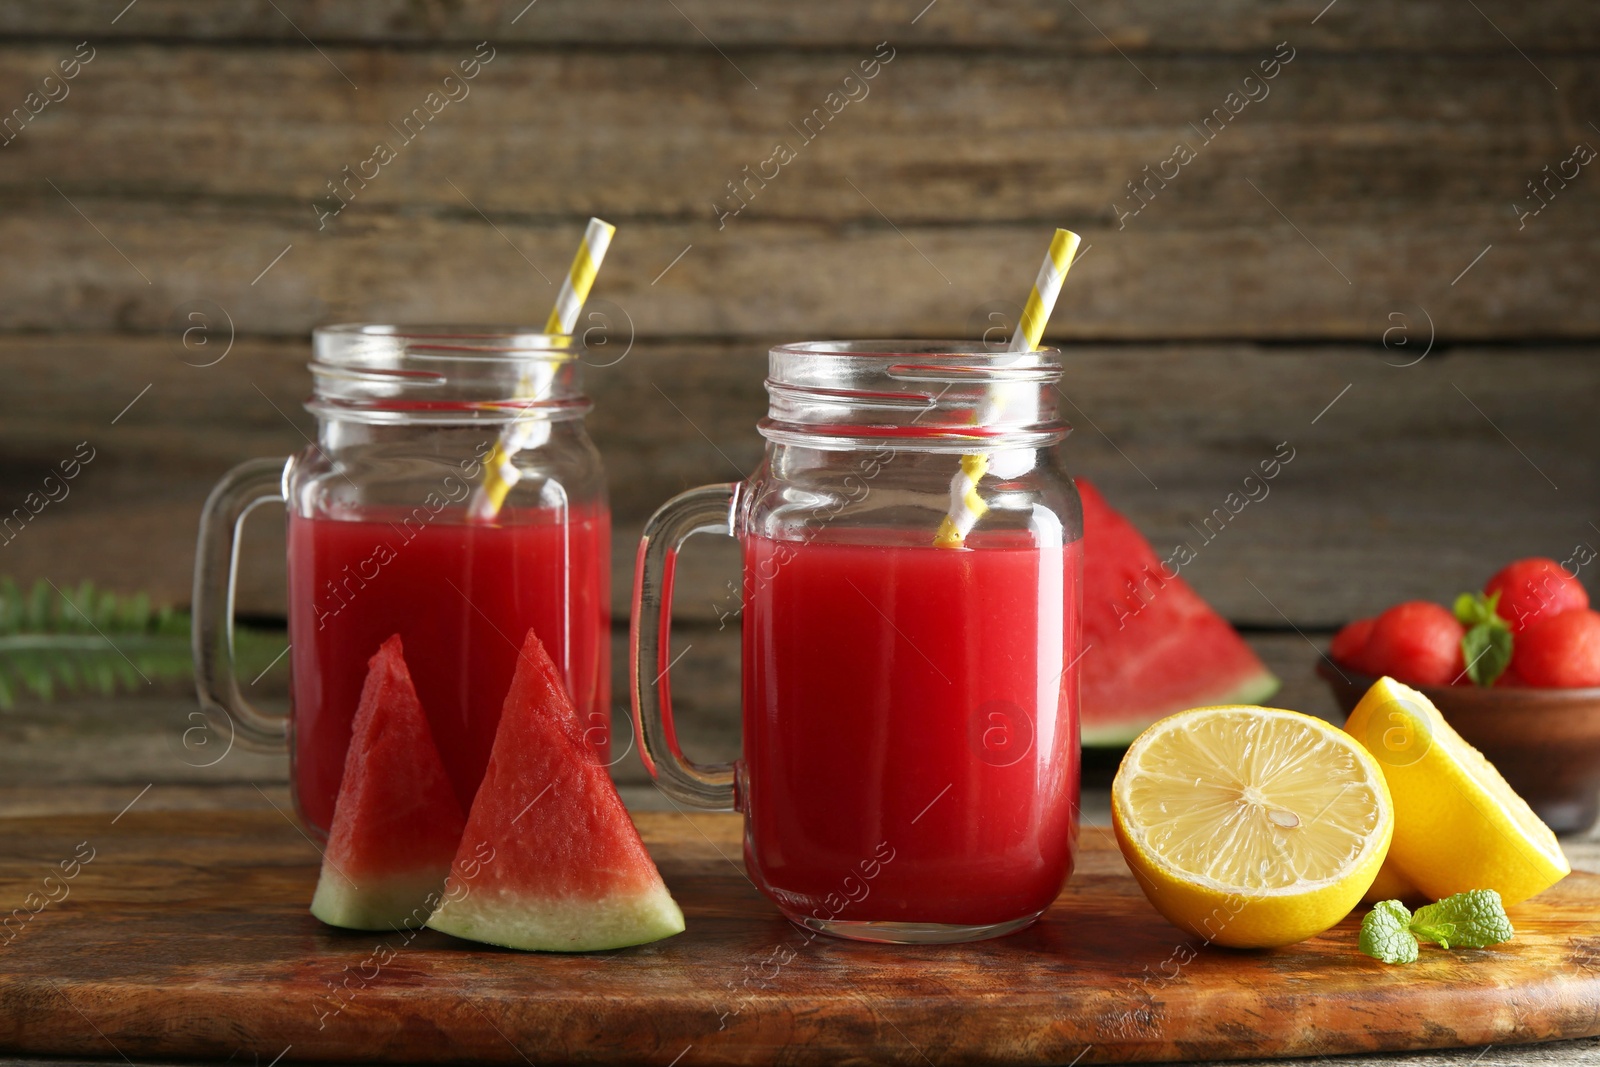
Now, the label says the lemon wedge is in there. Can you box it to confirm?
[1344,676,1568,906]
[1113,705,1393,948]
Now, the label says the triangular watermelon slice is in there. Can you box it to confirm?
[310,635,467,930]
[427,629,684,952]
[1078,478,1280,746]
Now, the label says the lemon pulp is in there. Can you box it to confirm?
[1114,705,1393,948]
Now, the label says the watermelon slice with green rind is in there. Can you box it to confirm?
[310,635,467,931]
[1078,479,1280,746]
[427,629,684,952]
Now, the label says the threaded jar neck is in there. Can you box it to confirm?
[760,340,1068,452]
[308,324,591,425]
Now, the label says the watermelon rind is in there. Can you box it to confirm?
[1080,667,1281,748]
[428,881,685,952]
[311,868,451,931]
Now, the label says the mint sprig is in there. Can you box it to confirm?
[1454,591,1513,687]
[1359,899,1418,964]
[1359,889,1514,964]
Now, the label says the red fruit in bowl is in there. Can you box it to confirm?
[1329,617,1375,670]
[1363,601,1467,687]
[1495,667,1526,687]
[1512,609,1600,688]
[1484,557,1589,633]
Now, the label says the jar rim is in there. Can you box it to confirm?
[315,323,578,356]
[771,339,1062,363]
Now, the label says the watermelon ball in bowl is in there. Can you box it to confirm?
[1353,601,1467,687]
[1485,557,1591,633]
[1513,609,1600,688]
[1318,660,1600,835]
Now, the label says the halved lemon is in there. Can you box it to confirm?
[1344,676,1568,906]
[1112,705,1393,948]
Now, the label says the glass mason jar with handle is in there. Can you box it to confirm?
[193,325,610,838]
[632,340,1082,944]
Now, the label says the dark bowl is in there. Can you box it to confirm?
[1317,660,1600,835]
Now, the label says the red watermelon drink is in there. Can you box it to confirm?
[633,339,1084,942]
[287,504,609,836]
[740,532,1081,929]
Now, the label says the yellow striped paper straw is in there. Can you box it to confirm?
[934,228,1081,549]
[1010,228,1080,355]
[471,218,616,522]
[544,217,616,336]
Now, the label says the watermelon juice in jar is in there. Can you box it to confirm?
[741,532,1081,926]
[633,341,1082,942]
[285,504,609,832]
[194,326,611,838]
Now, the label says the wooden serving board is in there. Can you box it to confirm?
[3,810,1600,1065]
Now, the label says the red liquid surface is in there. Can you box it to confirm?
[741,533,1081,927]
[287,505,609,836]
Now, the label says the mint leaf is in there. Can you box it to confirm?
[1454,591,1502,628]
[1456,592,1513,686]
[1461,623,1514,687]
[1360,900,1419,964]
[1411,890,1514,950]
[1360,891,1515,964]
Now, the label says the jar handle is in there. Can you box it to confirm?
[630,483,739,810]
[191,457,291,752]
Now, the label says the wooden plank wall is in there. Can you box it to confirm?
[1,0,1596,638]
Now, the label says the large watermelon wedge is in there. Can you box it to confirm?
[1078,479,1280,746]
[427,629,684,951]
[310,635,467,930]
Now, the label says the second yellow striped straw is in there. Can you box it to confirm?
[933,228,1081,549]
[470,217,616,522]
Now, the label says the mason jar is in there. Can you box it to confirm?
[194,325,610,838]
[632,341,1082,943]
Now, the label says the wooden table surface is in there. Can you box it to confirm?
[4,631,1600,1066]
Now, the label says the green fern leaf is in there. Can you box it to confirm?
[26,581,49,632]
[0,578,287,709]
